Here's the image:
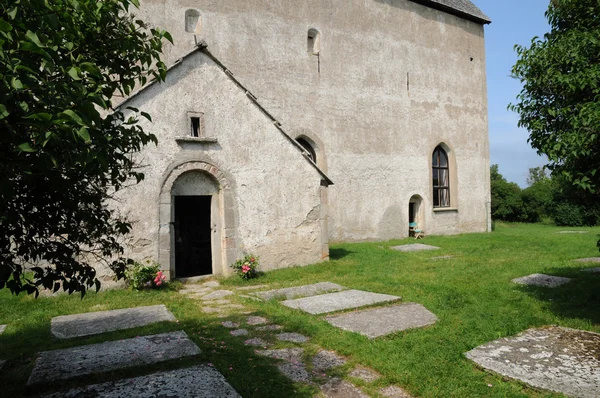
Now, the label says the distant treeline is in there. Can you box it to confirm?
[491,165,600,226]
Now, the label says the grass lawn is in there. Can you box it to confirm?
[1,222,599,397]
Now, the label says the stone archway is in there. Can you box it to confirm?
[158,160,240,280]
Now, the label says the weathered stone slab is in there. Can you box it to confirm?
[201,290,234,300]
[391,244,440,252]
[256,348,304,362]
[221,321,240,328]
[230,329,248,336]
[253,282,346,301]
[256,324,282,331]
[247,316,268,325]
[320,379,368,398]
[282,290,400,315]
[45,365,240,397]
[379,385,413,398]
[277,362,310,383]
[430,255,454,260]
[349,366,381,382]
[0,324,6,334]
[557,231,588,234]
[312,350,346,370]
[51,305,176,339]
[575,257,600,263]
[244,338,268,346]
[582,267,600,273]
[465,326,600,398]
[28,331,201,385]
[277,332,310,343]
[236,284,269,291]
[202,281,220,288]
[512,273,571,288]
[325,303,437,338]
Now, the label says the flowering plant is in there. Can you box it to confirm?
[125,260,168,290]
[230,254,259,280]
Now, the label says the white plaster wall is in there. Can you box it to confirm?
[136,0,491,241]
[116,51,325,272]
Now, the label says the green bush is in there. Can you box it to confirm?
[125,260,167,290]
[230,255,259,280]
[551,202,584,226]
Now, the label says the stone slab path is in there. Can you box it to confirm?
[391,244,440,252]
[557,231,588,234]
[465,326,600,398]
[282,290,401,314]
[51,305,176,339]
[575,257,600,263]
[28,331,201,385]
[582,267,600,273]
[512,273,571,288]
[253,282,346,301]
[45,365,240,398]
[325,303,438,338]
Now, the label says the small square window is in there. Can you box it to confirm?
[187,112,205,137]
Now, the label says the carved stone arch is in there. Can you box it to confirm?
[158,157,240,279]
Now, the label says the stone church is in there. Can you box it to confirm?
[115,0,491,280]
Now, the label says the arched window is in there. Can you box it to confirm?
[307,28,320,54]
[432,146,450,207]
[185,9,201,33]
[296,137,317,163]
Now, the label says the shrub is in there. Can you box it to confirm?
[551,202,584,227]
[125,260,167,290]
[230,255,259,280]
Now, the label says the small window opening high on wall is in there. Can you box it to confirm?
[188,112,204,137]
[185,9,202,34]
[307,28,320,54]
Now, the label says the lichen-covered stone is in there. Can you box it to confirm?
[282,290,400,315]
[277,333,310,343]
[512,274,571,288]
[312,350,346,370]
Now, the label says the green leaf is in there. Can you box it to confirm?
[77,127,90,142]
[67,67,81,80]
[24,30,44,48]
[25,112,52,121]
[0,18,12,32]
[0,104,9,119]
[10,77,23,89]
[61,109,84,125]
[140,112,152,122]
[17,142,36,152]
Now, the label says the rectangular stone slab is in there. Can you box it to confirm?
[45,365,240,398]
[28,331,201,385]
[282,290,400,314]
[253,282,346,300]
[51,305,176,339]
[325,303,438,338]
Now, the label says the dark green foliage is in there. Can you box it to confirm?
[490,164,525,222]
[552,202,584,226]
[0,0,172,296]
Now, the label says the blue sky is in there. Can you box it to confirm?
[471,0,551,187]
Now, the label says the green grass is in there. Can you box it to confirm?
[1,222,599,397]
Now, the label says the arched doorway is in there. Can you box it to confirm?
[408,195,424,237]
[171,171,220,278]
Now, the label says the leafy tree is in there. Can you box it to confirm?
[526,166,549,186]
[490,165,525,222]
[510,0,600,248]
[510,0,600,194]
[0,0,172,296]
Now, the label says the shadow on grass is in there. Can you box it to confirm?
[0,311,313,398]
[329,248,353,260]
[517,267,600,325]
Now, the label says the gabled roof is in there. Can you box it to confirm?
[117,43,333,186]
[409,0,491,24]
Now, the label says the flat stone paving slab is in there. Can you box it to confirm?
[512,273,571,288]
[575,257,600,263]
[201,290,234,300]
[28,331,201,385]
[256,348,304,362]
[557,231,588,234]
[253,282,346,301]
[0,324,6,334]
[379,385,413,398]
[45,365,240,397]
[320,378,368,398]
[391,244,440,252]
[312,350,346,370]
[277,362,311,383]
[465,326,600,398]
[277,332,309,343]
[282,290,400,315]
[582,267,600,273]
[51,305,176,339]
[349,366,381,382]
[325,303,437,338]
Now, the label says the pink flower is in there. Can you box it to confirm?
[242,265,251,273]
[156,281,162,286]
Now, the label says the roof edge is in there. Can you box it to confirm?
[408,0,491,24]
